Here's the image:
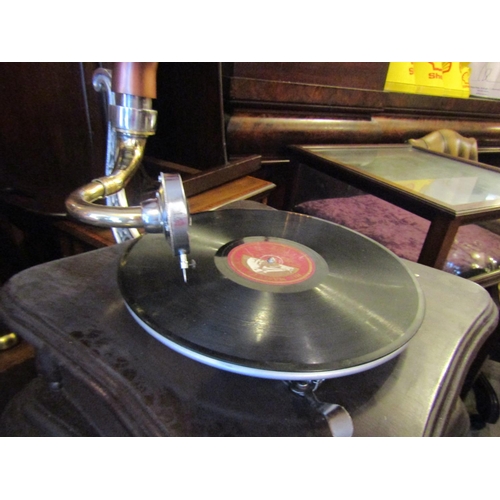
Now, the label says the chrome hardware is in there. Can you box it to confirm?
[141,173,193,282]
[286,380,354,437]
[65,64,191,281]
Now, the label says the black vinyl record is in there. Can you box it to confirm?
[118,210,425,380]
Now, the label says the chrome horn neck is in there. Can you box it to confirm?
[65,63,191,281]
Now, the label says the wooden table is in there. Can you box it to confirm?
[289,144,500,272]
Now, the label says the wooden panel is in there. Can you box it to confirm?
[226,63,500,119]
[187,176,275,213]
[232,62,390,91]
[146,63,226,169]
[226,114,500,159]
[222,63,500,164]
[0,62,106,213]
[182,155,262,197]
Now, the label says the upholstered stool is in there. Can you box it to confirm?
[295,194,500,278]
[295,129,500,278]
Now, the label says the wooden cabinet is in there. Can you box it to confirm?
[222,63,500,162]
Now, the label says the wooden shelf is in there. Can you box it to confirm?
[188,176,274,212]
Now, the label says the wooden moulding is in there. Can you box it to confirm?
[226,113,500,159]
[225,68,500,159]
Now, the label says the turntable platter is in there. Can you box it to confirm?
[118,210,425,380]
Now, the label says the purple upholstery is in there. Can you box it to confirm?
[296,195,500,276]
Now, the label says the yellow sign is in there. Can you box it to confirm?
[384,62,470,98]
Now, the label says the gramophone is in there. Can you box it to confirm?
[1,63,498,437]
[61,63,436,436]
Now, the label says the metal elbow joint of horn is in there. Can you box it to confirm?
[65,135,152,229]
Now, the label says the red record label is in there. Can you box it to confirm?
[227,240,316,285]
